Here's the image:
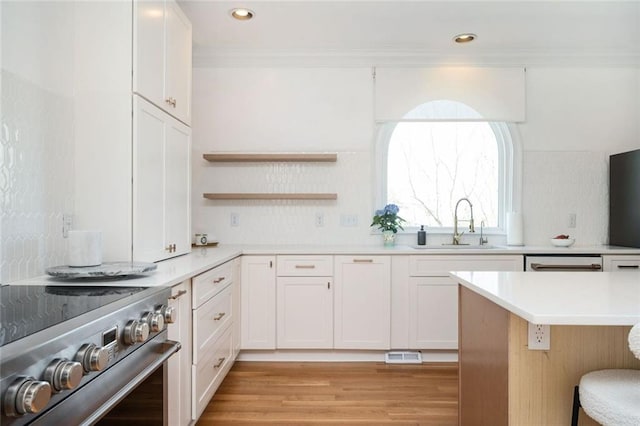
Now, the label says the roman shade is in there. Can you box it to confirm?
[374,67,526,122]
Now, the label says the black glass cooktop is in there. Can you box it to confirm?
[0,285,147,347]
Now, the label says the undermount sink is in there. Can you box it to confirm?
[413,244,498,250]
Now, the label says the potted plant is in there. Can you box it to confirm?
[371,204,406,246]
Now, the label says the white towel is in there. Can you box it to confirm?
[629,323,640,360]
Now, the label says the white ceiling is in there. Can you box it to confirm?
[178,1,640,66]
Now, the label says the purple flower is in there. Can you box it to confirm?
[375,209,384,216]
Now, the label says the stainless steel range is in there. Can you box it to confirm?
[0,284,180,425]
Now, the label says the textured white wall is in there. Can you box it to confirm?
[192,66,640,247]
[0,2,75,282]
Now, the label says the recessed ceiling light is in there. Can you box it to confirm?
[230,8,254,21]
[453,33,477,44]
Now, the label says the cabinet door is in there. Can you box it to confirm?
[133,97,166,261]
[232,258,242,358]
[334,256,391,349]
[165,0,192,124]
[241,256,276,349]
[408,277,458,349]
[277,277,333,349]
[164,117,191,257]
[166,280,192,426]
[133,0,165,108]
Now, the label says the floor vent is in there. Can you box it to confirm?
[384,351,422,364]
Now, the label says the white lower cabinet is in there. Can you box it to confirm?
[405,255,523,349]
[241,256,276,349]
[408,277,458,349]
[190,260,237,422]
[602,255,640,271]
[334,256,391,350]
[166,280,192,426]
[276,255,334,349]
[277,277,333,348]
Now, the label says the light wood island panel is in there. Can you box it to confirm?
[459,285,640,426]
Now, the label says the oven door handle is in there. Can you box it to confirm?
[81,339,181,425]
[530,263,602,271]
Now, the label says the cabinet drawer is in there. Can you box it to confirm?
[603,255,640,271]
[409,255,523,276]
[192,325,232,420]
[192,261,233,308]
[277,255,333,276]
[609,260,640,270]
[193,284,232,364]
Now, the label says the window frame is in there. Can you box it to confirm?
[374,120,522,235]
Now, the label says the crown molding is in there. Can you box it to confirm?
[193,47,640,68]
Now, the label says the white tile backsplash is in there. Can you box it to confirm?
[522,151,608,246]
[0,70,74,282]
[192,151,378,245]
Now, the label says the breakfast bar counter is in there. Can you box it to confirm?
[451,271,640,426]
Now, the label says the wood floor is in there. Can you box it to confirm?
[196,362,458,425]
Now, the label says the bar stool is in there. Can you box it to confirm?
[571,323,640,426]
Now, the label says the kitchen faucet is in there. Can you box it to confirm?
[453,197,475,245]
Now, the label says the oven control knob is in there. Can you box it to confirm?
[3,377,51,417]
[124,320,149,345]
[44,359,83,392]
[75,343,109,373]
[141,311,165,332]
[156,305,176,324]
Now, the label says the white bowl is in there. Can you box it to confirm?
[550,238,575,247]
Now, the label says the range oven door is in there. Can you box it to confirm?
[31,330,180,426]
[525,255,602,272]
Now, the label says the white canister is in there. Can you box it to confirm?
[68,230,103,267]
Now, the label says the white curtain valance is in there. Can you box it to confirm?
[374,67,526,122]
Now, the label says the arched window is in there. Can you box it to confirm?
[376,100,520,233]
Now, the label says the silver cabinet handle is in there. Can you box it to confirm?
[617,264,639,269]
[169,290,187,300]
[295,265,316,269]
[353,259,373,263]
[213,313,226,321]
[213,277,226,284]
[213,357,225,369]
[531,263,602,271]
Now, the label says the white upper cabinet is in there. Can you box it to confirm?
[134,0,192,125]
[133,96,191,262]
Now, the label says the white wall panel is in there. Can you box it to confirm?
[518,67,638,153]
[192,67,373,152]
[374,67,526,122]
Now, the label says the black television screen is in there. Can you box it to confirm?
[609,148,640,248]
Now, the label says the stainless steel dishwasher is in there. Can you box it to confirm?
[525,255,603,271]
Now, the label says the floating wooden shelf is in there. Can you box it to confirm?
[203,193,338,201]
[203,153,338,163]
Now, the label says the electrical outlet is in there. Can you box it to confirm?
[315,213,325,227]
[528,323,551,350]
[568,213,577,228]
[340,214,358,227]
[62,214,73,238]
[230,212,240,227]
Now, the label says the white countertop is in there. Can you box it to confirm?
[16,246,243,287]
[451,270,640,326]
[10,243,640,289]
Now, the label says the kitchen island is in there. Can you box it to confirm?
[451,271,640,426]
